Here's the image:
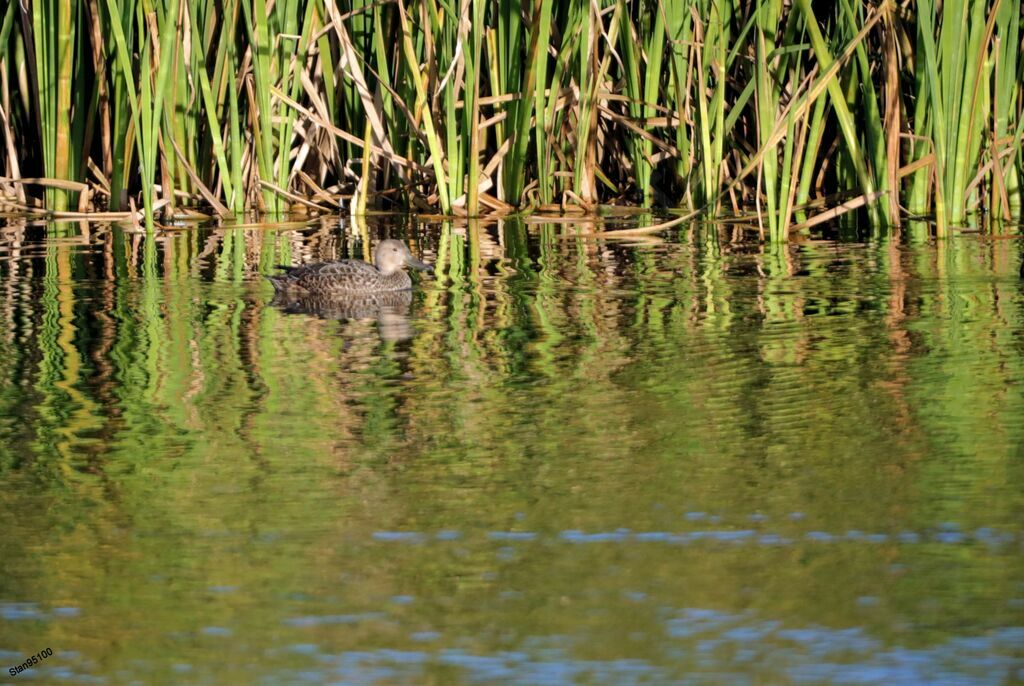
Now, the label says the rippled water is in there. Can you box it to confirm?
[1,217,1023,685]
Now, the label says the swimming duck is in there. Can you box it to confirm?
[267,239,431,295]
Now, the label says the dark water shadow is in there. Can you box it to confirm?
[270,289,414,342]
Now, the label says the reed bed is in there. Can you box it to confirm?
[0,0,1021,237]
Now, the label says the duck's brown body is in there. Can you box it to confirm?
[267,260,413,294]
[267,239,430,295]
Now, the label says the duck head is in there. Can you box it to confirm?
[374,239,432,275]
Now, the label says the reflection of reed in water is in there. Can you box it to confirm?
[270,290,414,342]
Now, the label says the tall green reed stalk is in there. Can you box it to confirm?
[19,0,82,211]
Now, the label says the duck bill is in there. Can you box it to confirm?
[405,256,433,272]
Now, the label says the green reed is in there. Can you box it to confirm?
[907,0,1023,233]
[11,0,83,211]
[1,0,1021,238]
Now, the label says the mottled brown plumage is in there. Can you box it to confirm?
[267,239,431,295]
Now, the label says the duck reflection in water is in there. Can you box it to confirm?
[270,289,415,341]
[267,239,432,342]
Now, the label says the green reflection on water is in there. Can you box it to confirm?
[0,218,1023,684]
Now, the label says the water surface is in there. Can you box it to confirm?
[1,218,1023,684]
